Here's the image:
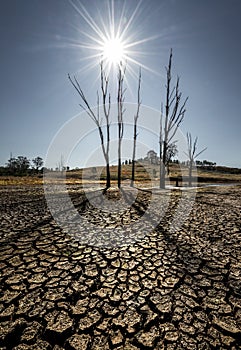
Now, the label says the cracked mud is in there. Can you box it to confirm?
[0,184,241,349]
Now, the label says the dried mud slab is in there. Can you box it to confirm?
[0,184,241,349]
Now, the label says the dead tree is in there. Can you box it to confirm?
[130,68,141,187]
[68,61,111,189]
[159,103,163,187]
[159,49,188,188]
[186,132,207,186]
[57,154,65,173]
[117,64,126,188]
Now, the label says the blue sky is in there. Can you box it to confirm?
[1,0,241,169]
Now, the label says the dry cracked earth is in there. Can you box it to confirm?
[0,184,241,349]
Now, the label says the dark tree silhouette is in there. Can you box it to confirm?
[6,156,30,175]
[117,63,126,188]
[185,132,207,186]
[159,49,188,188]
[32,156,43,173]
[6,154,16,175]
[131,68,141,187]
[68,61,111,189]
[166,142,178,175]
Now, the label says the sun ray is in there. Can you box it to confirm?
[124,55,161,76]
[69,0,105,42]
[116,1,126,39]
[124,34,162,49]
[69,0,161,83]
[119,0,142,40]
[98,12,112,41]
[110,0,115,38]
[80,31,104,46]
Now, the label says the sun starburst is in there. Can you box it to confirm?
[69,0,160,77]
[102,37,125,65]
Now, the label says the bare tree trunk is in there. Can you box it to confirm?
[160,141,167,188]
[159,105,163,188]
[117,64,126,189]
[159,167,162,188]
[131,123,137,187]
[160,51,172,190]
[101,63,111,189]
[159,49,188,189]
[106,158,111,189]
[131,69,141,187]
[69,61,112,189]
[186,132,207,187]
[118,139,122,188]
[160,164,165,188]
[103,108,111,189]
[102,137,110,189]
[188,161,192,187]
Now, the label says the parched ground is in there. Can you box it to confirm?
[0,184,241,349]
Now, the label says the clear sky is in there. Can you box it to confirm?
[1,0,241,169]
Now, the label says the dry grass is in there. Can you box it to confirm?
[0,162,240,187]
[0,176,43,186]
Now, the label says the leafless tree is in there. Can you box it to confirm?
[159,103,164,186]
[159,49,188,188]
[68,61,111,189]
[57,154,65,172]
[117,63,126,188]
[130,68,141,187]
[185,132,207,186]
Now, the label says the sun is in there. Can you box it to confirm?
[69,0,160,76]
[102,37,125,65]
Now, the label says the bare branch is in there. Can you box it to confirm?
[69,65,112,188]
[131,67,142,187]
[195,147,208,159]
[186,132,207,163]
[117,62,126,188]
[68,74,97,123]
[159,49,188,188]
